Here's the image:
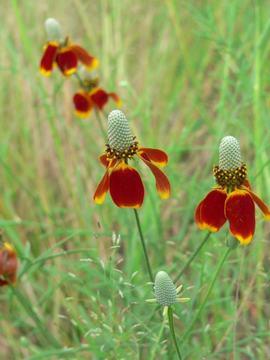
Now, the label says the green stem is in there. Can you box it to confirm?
[174,232,211,282]
[95,109,107,140]
[11,286,61,348]
[133,209,154,283]
[73,72,85,88]
[168,306,182,360]
[181,247,231,343]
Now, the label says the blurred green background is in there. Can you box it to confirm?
[1,0,270,359]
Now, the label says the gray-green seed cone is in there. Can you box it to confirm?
[154,271,177,306]
[219,136,242,170]
[45,18,62,41]
[108,110,134,152]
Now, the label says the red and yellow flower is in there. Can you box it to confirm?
[40,18,98,76]
[0,242,18,286]
[94,110,171,208]
[40,40,98,77]
[195,136,270,245]
[73,87,121,118]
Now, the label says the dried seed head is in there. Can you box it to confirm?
[45,18,62,41]
[219,136,242,170]
[154,271,177,306]
[108,110,135,152]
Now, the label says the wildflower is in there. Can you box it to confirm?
[195,136,270,245]
[0,242,18,286]
[93,110,170,208]
[40,18,98,76]
[73,71,121,117]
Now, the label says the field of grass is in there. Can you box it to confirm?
[1,0,270,359]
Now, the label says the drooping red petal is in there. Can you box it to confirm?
[138,148,168,167]
[225,190,255,245]
[195,189,227,232]
[73,92,93,118]
[195,201,203,228]
[93,170,110,205]
[108,92,122,106]
[90,88,109,110]
[40,42,59,76]
[99,154,109,167]
[69,44,99,70]
[244,188,270,220]
[109,162,144,208]
[138,155,170,199]
[55,47,78,76]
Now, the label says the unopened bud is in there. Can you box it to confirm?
[154,271,177,306]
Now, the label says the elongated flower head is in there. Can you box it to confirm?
[219,136,242,170]
[195,135,270,245]
[108,110,135,153]
[45,18,62,41]
[93,109,171,208]
[154,271,177,306]
[214,136,247,189]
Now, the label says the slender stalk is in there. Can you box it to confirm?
[181,247,231,343]
[133,209,154,283]
[232,250,245,358]
[95,109,107,139]
[168,307,182,360]
[11,286,60,348]
[174,232,211,282]
[73,72,85,88]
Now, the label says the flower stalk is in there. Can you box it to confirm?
[168,306,182,360]
[134,209,154,283]
[174,231,211,282]
[181,247,231,343]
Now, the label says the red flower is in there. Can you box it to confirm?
[40,40,98,76]
[73,88,121,118]
[94,110,171,208]
[0,242,18,286]
[195,136,270,245]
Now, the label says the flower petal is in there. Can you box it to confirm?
[69,44,99,70]
[138,148,168,167]
[109,162,144,208]
[73,92,93,118]
[244,188,270,220]
[40,42,59,76]
[138,155,170,199]
[99,154,109,167]
[108,92,122,107]
[225,190,255,245]
[0,243,17,286]
[195,201,203,229]
[195,189,227,232]
[56,47,77,76]
[90,88,109,110]
[93,170,110,205]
